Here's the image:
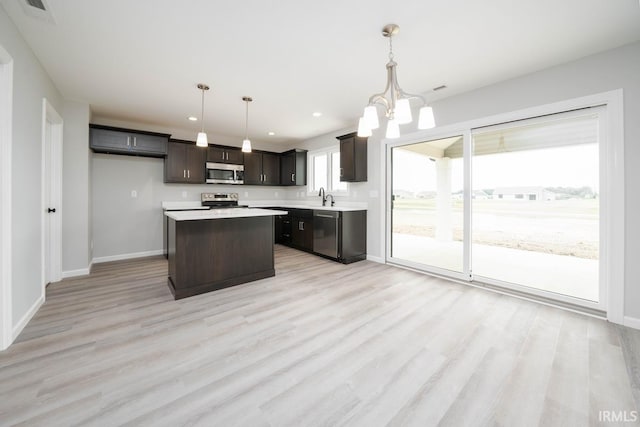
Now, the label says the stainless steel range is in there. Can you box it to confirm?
[201,192,248,208]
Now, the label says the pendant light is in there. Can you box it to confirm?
[358,24,436,138]
[196,83,209,147]
[241,96,253,153]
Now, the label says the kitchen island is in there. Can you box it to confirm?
[165,208,287,299]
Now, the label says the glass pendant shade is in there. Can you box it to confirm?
[242,139,252,153]
[418,106,435,129]
[363,105,380,130]
[394,99,412,124]
[196,132,208,147]
[386,119,400,139]
[357,117,372,137]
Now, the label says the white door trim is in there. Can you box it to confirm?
[41,99,63,290]
[0,46,14,351]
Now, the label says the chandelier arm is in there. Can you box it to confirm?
[367,94,390,110]
[398,89,427,106]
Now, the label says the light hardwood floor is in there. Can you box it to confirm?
[1,245,639,426]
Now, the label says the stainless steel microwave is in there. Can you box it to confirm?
[206,162,244,184]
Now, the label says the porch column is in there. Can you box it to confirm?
[435,157,453,241]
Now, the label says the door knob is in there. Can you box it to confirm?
[47,208,56,213]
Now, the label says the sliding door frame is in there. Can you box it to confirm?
[385,128,472,282]
[383,89,624,324]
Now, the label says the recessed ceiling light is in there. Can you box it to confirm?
[268,131,275,136]
[312,112,322,117]
[187,116,198,121]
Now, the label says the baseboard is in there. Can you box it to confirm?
[61,263,92,279]
[366,254,385,264]
[92,249,164,265]
[623,316,640,330]
[12,293,45,341]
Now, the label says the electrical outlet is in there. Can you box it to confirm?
[181,191,188,199]
[131,190,137,198]
[244,191,249,197]
[275,191,279,198]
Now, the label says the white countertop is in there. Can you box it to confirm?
[248,202,367,212]
[165,208,288,221]
[162,200,368,212]
[162,201,209,211]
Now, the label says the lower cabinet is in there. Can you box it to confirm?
[275,213,292,245]
[273,207,367,263]
[291,209,313,251]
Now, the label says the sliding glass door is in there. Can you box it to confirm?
[388,107,604,308]
[389,136,467,278]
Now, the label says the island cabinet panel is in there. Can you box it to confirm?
[167,216,275,299]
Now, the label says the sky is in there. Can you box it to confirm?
[393,143,599,193]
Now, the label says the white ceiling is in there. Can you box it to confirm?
[2,0,640,145]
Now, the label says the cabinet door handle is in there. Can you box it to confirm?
[299,221,304,231]
[133,136,137,147]
[126,136,131,147]
[183,170,186,178]
[291,173,295,182]
[187,170,190,178]
[264,174,267,182]
[226,152,229,160]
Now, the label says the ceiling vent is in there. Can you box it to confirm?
[19,0,56,24]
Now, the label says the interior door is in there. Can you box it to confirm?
[43,119,53,285]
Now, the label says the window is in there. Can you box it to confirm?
[308,147,348,194]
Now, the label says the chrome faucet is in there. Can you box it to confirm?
[318,187,326,206]
[325,194,335,207]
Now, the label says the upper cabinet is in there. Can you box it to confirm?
[89,124,169,157]
[164,139,207,183]
[337,132,367,182]
[207,145,244,165]
[244,151,280,185]
[280,149,308,186]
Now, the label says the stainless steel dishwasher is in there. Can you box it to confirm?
[313,210,339,258]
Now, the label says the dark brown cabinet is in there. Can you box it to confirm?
[274,213,292,244]
[244,151,280,185]
[280,149,307,186]
[89,124,169,157]
[167,216,275,299]
[164,139,207,183]
[207,145,244,164]
[337,132,367,182]
[290,209,314,251]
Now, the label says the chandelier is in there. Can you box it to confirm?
[358,24,435,139]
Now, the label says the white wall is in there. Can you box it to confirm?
[0,4,63,326]
[298,41,640,319]
[432,42,640,320]
[90,117,299,260]
[62,100,91,275]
